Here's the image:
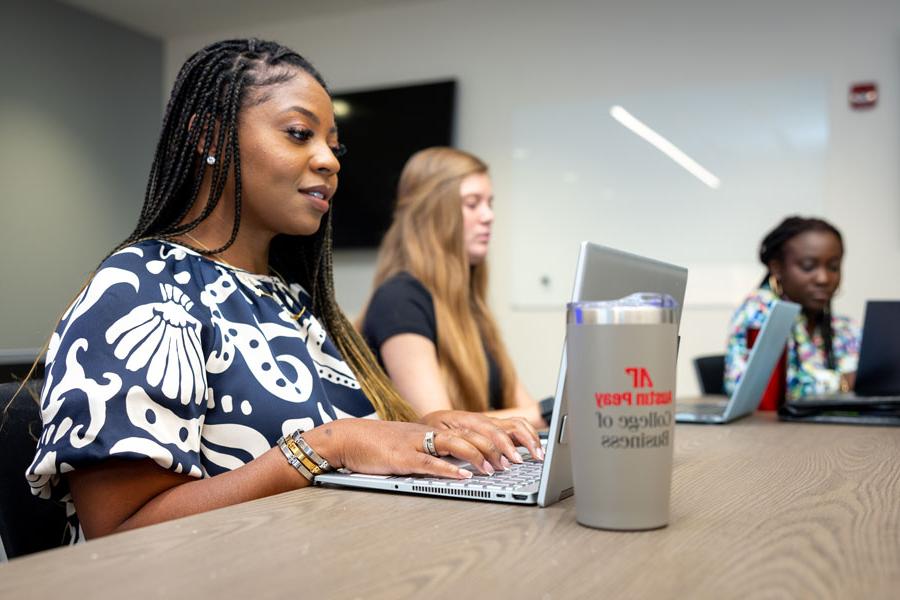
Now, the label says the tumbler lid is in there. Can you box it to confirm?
[567,293,677,325]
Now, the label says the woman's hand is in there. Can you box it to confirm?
[302,418,502,479]
[840,371,856,392]
[418,410,543,470]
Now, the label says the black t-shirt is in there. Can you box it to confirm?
[362,272,503,410]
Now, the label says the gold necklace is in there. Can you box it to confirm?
[179,233,307,322]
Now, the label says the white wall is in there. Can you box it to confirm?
[166,0,900,397]
[0,0,162,351]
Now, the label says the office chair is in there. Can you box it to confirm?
[0,355,44,384]
[693,354,726,396]
[0,380,67,559]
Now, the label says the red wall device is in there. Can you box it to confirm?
[849,83,878,109]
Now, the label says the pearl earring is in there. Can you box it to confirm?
[206,155,216,165]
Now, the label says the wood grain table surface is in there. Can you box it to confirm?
[2,413,898,599]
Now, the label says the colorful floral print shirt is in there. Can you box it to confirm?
[724,286,861,400]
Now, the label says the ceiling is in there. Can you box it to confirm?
[58,0,420,39]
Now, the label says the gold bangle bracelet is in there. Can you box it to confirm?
[283,433,302,456]
[283,436,310,467]
[297,452,323,476]
[283,435,323,475]
[277,437,315,482]
[292,431,331,472]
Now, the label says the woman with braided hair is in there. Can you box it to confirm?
[724,216,861,401]
[25,39,540,541]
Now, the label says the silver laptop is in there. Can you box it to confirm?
[676,300,800,424]
[316,241,688,505]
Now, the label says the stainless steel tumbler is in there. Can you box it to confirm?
[566,293,678,530]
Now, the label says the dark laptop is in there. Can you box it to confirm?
[779,301,900,426]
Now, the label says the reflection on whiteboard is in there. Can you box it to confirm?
[510,77,828,308]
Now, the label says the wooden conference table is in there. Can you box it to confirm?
[1,413,898,599]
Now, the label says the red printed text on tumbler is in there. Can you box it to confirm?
[593,367,672,407]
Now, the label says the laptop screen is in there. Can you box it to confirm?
[856,301,900,396]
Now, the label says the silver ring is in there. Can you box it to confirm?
[423,431,439,457]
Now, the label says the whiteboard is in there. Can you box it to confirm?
[508,77,828,308]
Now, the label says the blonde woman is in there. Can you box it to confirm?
[362,147,547,434]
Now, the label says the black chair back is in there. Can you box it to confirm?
[693,354,726,396]
[0,352,44,384]
[0,380,67,559]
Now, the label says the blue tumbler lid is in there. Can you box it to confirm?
[567,293,678,325]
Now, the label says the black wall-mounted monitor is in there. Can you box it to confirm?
[330,80,457,248]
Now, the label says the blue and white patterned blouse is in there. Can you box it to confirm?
[26,240,375,540]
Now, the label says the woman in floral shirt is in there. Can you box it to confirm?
[725,217,861,401]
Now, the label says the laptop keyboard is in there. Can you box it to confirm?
[682,402,727,416]
[798,393,900,405]
[396,453,544,492]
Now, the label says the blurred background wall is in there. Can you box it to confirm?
[0,0,162,357]
[3,0,898,397]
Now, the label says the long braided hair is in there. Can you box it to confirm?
[758,216,844,369]
[98,39,417,422]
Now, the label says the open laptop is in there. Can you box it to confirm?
[676,300,800,424]
[806,301,900,401]
[316,241,688,505]
[779,301,900,425]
